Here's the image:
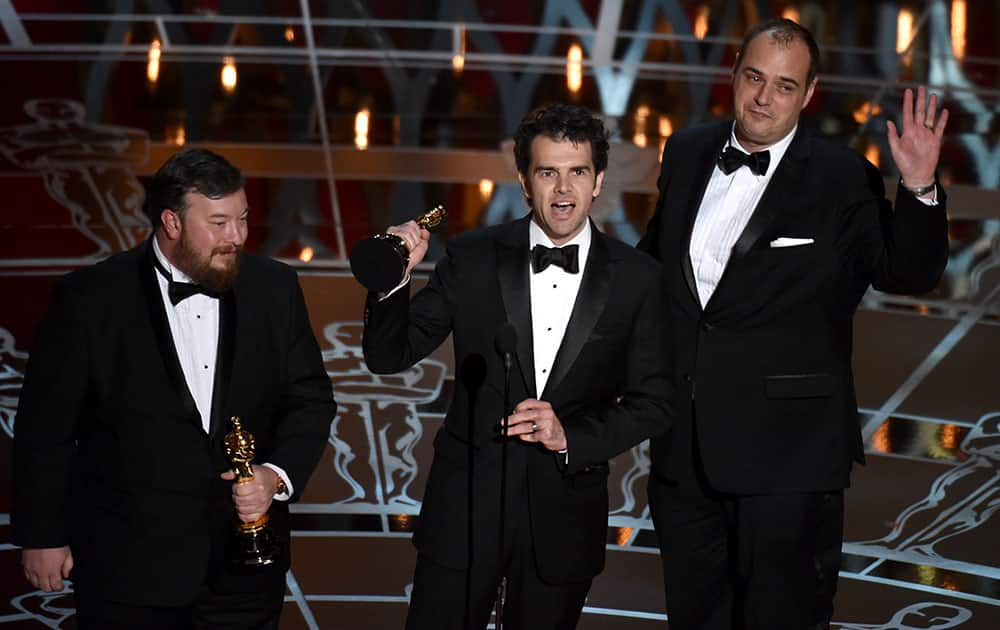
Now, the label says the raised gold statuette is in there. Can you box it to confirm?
[349,205,446,293]
[223,416,278,567]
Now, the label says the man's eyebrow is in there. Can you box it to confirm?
[743,64,801,87]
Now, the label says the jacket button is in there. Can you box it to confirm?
[683,373,693,383]
[701,321,715,332]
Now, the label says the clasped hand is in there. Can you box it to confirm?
[504,399,568,452]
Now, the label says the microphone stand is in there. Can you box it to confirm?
[495,348,512,630]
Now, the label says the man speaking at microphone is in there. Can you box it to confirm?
[362,104,672,629]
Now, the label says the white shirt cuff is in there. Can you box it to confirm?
[378,274,411,301]
[915,186,938,206]
[262,463,293,501]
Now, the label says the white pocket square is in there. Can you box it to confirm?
[769,237,814,248]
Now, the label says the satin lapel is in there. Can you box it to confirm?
[139,241,200,426]
[542,225,612,400]
[208,289,237,439]
[681,123,730,306]
[495,217,535,398]
[730,127,810,259]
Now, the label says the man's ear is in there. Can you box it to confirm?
[517,173,532,205]
[161,210,182,239]
[593,171,606,198]
[802,77,818,111]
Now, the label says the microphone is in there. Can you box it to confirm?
[495,323,518,371]
[493,322,518,630]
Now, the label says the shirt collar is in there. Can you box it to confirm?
[529,216,592,254]
[728,123,797,179]
[152,235,195,284]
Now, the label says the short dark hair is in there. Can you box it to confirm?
[513,104,610,176]
[143,148,245,228]
[735,18,820,85]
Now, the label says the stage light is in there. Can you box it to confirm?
[167,123,185,146]
[284,25,295,43]
[615,527,633,546]
[299,246,314,262]
[781,7,800,24]
[865,144,880,168]
[658,115,673,138]
[633,105,650,148]
[452,25,466,74]
[147,39,161,84]
[872,422,891,453]
[479,179,494,200]
[567,43,582,94]
[897,9,914,54]
[658,115,673,157]
[221,56,237,93]
[951,0,966,59]
[694,5,709,40]
[852,101,882,124]
[355,108,370,151]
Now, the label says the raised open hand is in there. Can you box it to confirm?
[886,86,949,191]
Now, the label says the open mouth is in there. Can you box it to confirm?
[551,201,576,211]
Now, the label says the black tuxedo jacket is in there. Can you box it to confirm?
[12,240,335,606]
[638,120,948,494]
[363,216,672,583]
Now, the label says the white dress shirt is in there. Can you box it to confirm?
[688,125,796,307]
[151,237,290,499]
[529,219,590,396]
[688,125,940,309]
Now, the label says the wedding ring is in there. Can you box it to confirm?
[531,422,538,433]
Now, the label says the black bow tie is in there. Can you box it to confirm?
[531,244,580,274]
[718,146,770,176]
[167,281,220,305]
[152,257,219,305]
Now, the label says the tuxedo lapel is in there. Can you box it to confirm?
[542,224,613,400]
[730,127,810,259]
[139,241,200,426]
[495,216,536,398]
[681,123,730,306]
[208,289,237,439]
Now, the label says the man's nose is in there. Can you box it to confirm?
[227,220,247,245]
[754,83,772,105]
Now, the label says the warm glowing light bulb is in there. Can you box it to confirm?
[168,124,185,146]
[781,8,800,23]
[355,108,370,151]
[694,6,709,40]
[865,144,880,168]
[567,44,583,94]
[221,56,237,93]
[284,25,295,43]
[147,39,161,83]
[951,0,966,59]
[633,105,650,147]
[897,9,914,53]
[452,25,466,74]
[658,115,673,138]
[479,179,494,200]
[852,101,883,124]
[299,246,314,262]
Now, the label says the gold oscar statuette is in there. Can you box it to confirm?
[223,416,279,567]
[349,205,447,293]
